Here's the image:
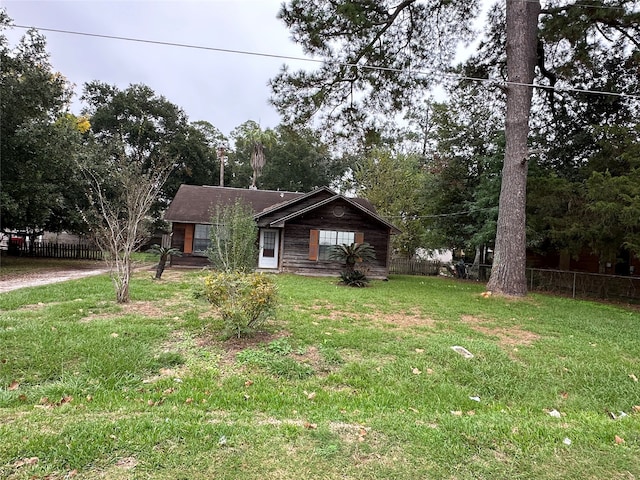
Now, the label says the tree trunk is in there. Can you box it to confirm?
[155,256,167,279]
[112,253,131,303]
[486,0,540,296]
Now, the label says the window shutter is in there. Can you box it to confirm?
[309,229,319,261]
[355,232,364,245]
[184,224,194,254]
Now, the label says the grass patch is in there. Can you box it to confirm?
[0,270,639,479]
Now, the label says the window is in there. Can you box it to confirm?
[193,224,211,254]
[262,230,276,258]
[318,230,355,260]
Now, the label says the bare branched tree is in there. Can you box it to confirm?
[80,145,174,303]
[79,82,186,303]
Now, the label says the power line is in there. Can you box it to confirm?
[540,0,639,12]
[13,24,318,64]
[384,207,497,220]
[535,0,639,12]
[13,24,640,101]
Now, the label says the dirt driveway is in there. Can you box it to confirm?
[0,267,110,293]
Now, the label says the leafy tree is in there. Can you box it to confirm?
[352,148,428,257]
[79,82,181,303]
[207,200,258,272]
[585,167,640,265]
[465,1,639,281]
[425,92,504,260]
[0,16,87,243]
[163,120,228,202]
[260,125,346,192]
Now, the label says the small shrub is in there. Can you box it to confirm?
[330,242,375,287]
[203,271,278,338]
[339,270,370,288]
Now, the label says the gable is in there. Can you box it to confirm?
[258,193,401,234]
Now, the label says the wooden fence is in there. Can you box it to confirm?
[8,241,103,260]
[389,258,441,276]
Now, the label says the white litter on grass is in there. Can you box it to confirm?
[610,411,628,420]
[451,346,474,358]
[548,409,561,418]
[563,437,572,446]
[469,396,481,402]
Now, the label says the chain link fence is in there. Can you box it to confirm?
[392,260,640,302]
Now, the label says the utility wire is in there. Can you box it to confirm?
[13,24,640,101]
[536,0,639,11]
[384,207,497,220]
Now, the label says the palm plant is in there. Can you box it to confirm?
[148,244,182,279]
[329,242,376,274]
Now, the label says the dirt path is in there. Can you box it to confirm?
[0,268,111,293]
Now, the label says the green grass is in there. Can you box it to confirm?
[1,270,639,479]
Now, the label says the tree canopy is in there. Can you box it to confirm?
[270,0,480,144]
[0,14,87,241]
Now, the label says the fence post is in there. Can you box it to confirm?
[572,272,576,299]
[530,268,534,291]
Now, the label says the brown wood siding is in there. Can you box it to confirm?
[280,202,391,279]
[171,224,186,251]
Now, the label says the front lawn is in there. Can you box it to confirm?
[1,270,638,479]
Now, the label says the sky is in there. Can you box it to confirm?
[3,0,311,137]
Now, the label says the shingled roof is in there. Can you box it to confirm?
[163,185,305,224]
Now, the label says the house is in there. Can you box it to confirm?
[163,185,401,279]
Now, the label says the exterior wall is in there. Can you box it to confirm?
[170,222,210,267]
[278,200,392,279]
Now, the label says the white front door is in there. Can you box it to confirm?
[258,229,279,269]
